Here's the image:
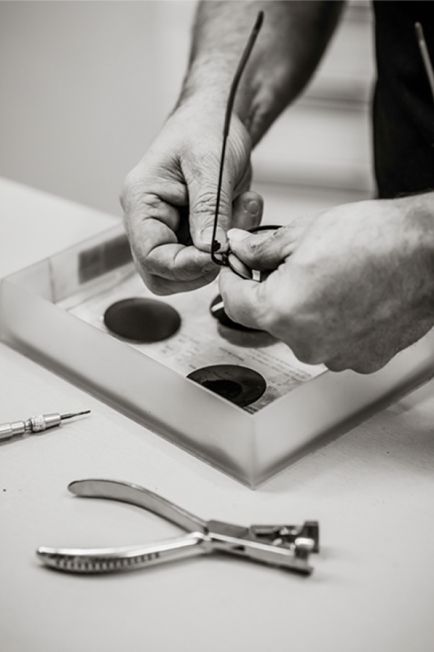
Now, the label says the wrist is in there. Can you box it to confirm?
[400,193,434,313]
[403,193,434,254]
[177,57,270,143]
[177,56,236,109]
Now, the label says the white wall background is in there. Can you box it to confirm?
[0,1,375,219]
[0,1,196,216]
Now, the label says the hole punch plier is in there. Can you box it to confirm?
[37,479,319,576]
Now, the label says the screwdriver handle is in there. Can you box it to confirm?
[0,413,62,441]
[0,420,27,441]
[29,413,62,431]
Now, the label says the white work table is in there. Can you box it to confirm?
[1,177,433,652]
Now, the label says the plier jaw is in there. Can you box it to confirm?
[207,520,319,575]
[249,521,320,554]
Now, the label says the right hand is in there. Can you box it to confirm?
[121,96,263,294]
[220,197,434,373]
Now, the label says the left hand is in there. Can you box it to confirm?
[219,197,434,373]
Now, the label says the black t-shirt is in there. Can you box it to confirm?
[373,0,434,198]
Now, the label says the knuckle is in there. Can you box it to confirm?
[265,297,322,364]
[193,189,231,222]
[131,250,150,278]
[219,288,235,316]
[265,290,295,333]
[245,236,263,255]
[192,190,216,218]
[220,291,247,326]
[290,338,319,365]
[351,359,385,374]
[225,302,252,329]
[143,273,173,296]
[235,163,252,194]
[299,336,328,365]
[135,192,164,217]
[119,187,127,212]
[223,304,236,322]
[131,246,160,281]
[121,167,165,220]
[120,170,141,212]
[191,148,220,176]
[243,227,282,258]
[119,182,130,214]
[326,360,347,373]
[224,299,241,324]
[254,292,277,330]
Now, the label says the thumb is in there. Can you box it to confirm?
[227,214,315,270]
[232,191,264,230]
[188,167,234,253]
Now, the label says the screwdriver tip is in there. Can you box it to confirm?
[60,410,91,421]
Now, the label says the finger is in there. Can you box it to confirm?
[326,356,385,374]
[218,266,270,330]
[234,160,252,197]
[325,337,391,374]
[125,188,217,278]
[325,321,431,374]
[131,243,218,295]
[350,360,386,374]
[147,242,216,282]
[227,214,314,271]
[184,135,253,253]
[325,358,349,373]
[142,270,218,296]
[132,220,216,283]
[186,167,233,253]
[232,191,263,230]
[124,189,181,237]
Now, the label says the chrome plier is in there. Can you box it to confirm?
[37,479,320,575]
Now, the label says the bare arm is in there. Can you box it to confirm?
[123,1,344,295]
[180,0,345,144]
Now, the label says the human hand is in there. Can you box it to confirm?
[220,197,434,372]
[121,97,263,294]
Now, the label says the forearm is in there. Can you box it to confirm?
[400,192,434,305]
[178,0,344,144]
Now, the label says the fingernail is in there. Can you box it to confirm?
[246,199,259,215]
[227,228,250,243]
[202,227,227,251]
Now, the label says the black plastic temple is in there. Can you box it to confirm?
[210,11,264,265]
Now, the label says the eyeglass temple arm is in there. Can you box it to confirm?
[210,11,264,265]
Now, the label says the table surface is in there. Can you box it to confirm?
[1,176,434,652]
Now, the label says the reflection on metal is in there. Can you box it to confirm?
[0,410,90,442]
[37,478,319,575]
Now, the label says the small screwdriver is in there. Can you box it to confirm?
[0,410,91,442]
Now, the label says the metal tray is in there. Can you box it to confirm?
[1,224,434,486]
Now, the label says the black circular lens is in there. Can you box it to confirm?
[210,295,260,332]
[249,224,282,233]
[187,364,266,407]
[104,298,181,343]
[202,379,242,400]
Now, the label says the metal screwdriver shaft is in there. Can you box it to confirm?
[60,410,91,421]
[0,410,91,442]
